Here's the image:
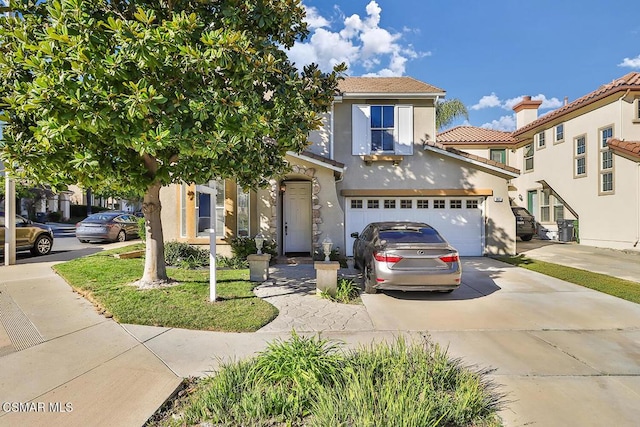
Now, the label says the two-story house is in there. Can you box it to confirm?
[440,72,640,251]
[160,77,519,257]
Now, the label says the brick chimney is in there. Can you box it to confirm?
[512,96,542,130]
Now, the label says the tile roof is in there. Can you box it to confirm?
[437,126,515,145]
[513,72,640,137]
[299,150,345,169]
[607,139,640,161]
[423,140,519,175]
[338,77,445,96]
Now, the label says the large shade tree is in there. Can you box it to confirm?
[0,0,344,286]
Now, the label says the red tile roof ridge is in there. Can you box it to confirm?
[513,72,640,136]
[423,140,519,174]
[437,125,515,144]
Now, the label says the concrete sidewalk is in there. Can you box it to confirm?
[0,260,181,427]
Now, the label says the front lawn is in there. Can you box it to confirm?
[494,255,640,304]
[53,245,278,332]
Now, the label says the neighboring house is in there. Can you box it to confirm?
[160,77,519,257]
[440,72,640,252]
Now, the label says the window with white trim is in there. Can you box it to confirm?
[400,199,412,209]
[634,97,640,122]
[351,199,363,209]
[555,124,564,143]
[371,106,394,152]
[367,199,379,209]
[524,143,534,172]
[383,199,396,209]
[433,200,445,209]
[540,190,550,222]
[466,200,479,209]
[352,104,414,156]
[574,135,586,177]
[599,126,614,194]
[417,199,429,209]
[450,200,462,209]
[536,131,546,149]
[553,198,564,221]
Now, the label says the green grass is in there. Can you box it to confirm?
[494,255,640,304]
[148,334,504,427]
[53,245,278,332]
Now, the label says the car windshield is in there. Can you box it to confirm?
[379,228,445,244]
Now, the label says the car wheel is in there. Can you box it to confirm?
[117,230,126,242]
[30,235,53,256]
[520,234,533,241]
[363,265,378,294]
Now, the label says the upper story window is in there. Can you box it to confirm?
[599,126,614,194]
[524,143,534,172]
[574,135,587,178]
[634,97,640,122]
[352,104,414,156]
[555,124,564,143]
[536,131,546,149]
[490,148,506,164]
[371,106,395,152]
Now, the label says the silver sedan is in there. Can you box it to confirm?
[76,212,140,243]
[352,221,461,294]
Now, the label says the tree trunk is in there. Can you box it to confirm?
[139,182,169,286]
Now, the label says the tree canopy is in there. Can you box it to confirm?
[0,0,344,284]
[436,98,469,131]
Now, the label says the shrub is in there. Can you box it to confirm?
[229,236,277,260]
[47,211,62,222]
[216,255,248,269]
[164,241,209,269]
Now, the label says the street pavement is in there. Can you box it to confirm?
[1,240,639,426]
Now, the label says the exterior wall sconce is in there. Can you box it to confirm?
[322,236,333,261]
[280,183,286,193]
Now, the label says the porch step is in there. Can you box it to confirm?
[275,256,314,265]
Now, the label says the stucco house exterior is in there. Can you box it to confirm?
[160,77,519,258]
[440,72,640,252]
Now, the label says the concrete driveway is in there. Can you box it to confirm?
[362,257,640,427]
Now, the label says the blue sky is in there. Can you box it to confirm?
[289,0,640,131]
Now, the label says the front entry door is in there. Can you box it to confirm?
[283,181,311,254]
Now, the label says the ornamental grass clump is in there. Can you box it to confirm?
[153,334,505,427]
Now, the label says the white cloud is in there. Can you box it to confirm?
[289,1,424,76]
[480,115,516,132]
[473,93,562,112]
[304,6,330,30]
[471,93,501,110]
[619,55,640,68]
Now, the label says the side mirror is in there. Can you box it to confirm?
[350,232,359,238]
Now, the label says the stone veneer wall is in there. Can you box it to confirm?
[267,164,323,250]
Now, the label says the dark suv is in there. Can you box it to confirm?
[511,207,537,241]
[0,212,54,256]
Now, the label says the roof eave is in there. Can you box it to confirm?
[341,92,446,100]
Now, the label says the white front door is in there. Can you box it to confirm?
[284,181,312,254]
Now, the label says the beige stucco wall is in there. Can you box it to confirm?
[332,99,516,255]
[511,95,640,250]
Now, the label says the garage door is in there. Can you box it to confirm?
[345,197,484,256]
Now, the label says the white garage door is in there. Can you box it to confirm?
[345,197,485,256]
